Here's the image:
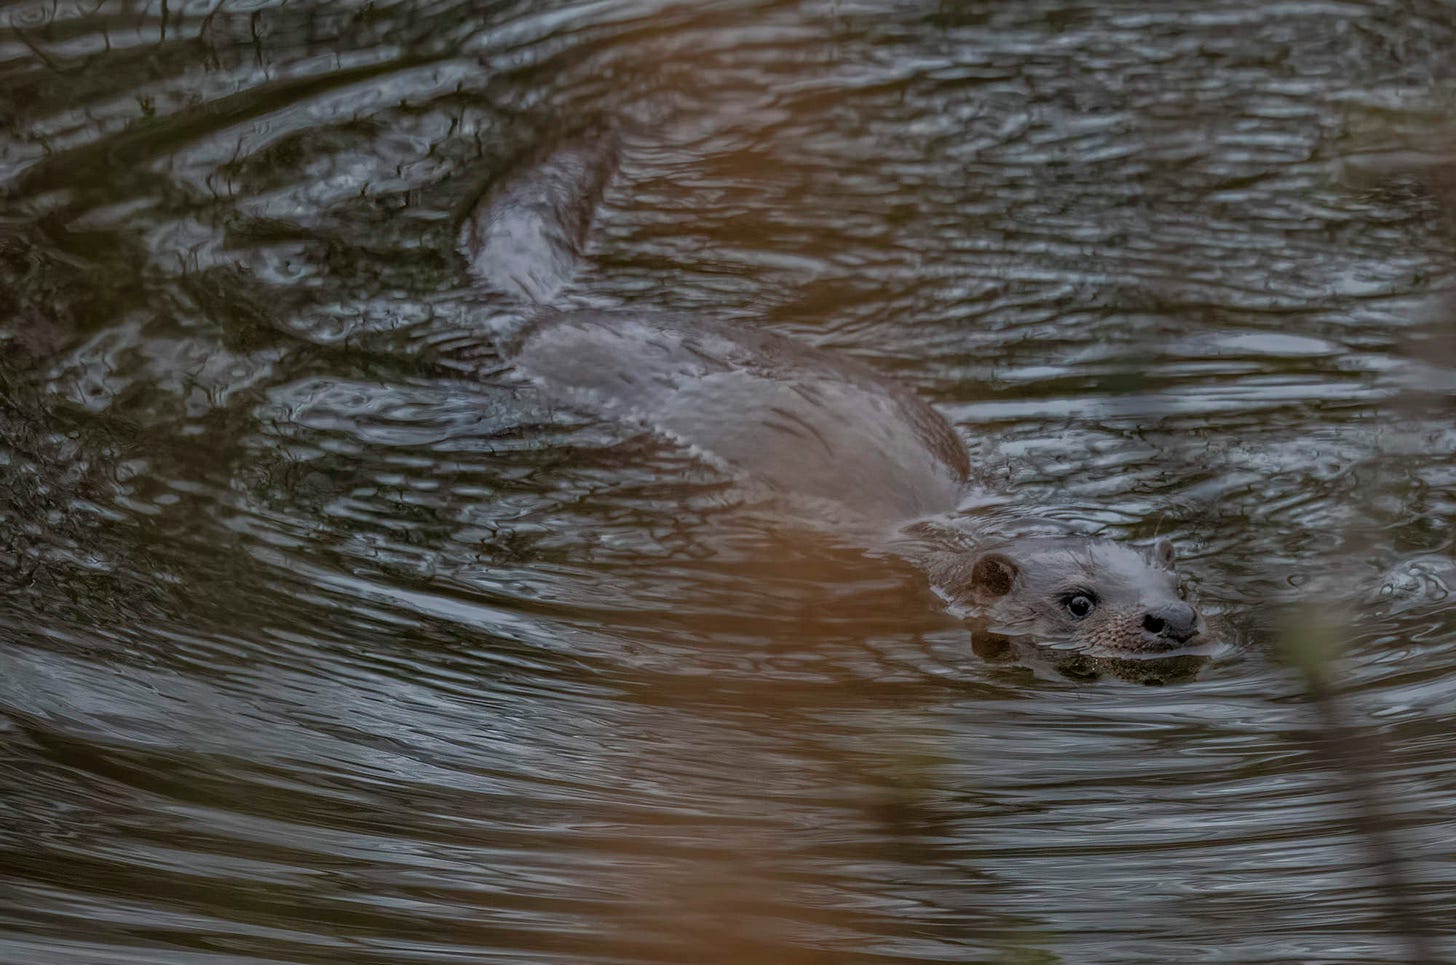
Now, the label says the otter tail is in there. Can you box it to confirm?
[456,122,621,307]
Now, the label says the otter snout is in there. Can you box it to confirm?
[1141,602,1201,645]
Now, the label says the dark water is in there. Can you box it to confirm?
[3,1,1456,962]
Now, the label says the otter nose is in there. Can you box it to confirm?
[1142,602,1200,643]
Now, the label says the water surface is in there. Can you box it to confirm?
[3,1,1456,962]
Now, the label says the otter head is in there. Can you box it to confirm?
[938,536,1208,657]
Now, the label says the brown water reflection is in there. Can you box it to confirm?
[3,1,1456,962]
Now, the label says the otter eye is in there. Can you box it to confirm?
[1064,594,1096,619]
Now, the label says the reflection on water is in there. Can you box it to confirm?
[2,1,1454,961]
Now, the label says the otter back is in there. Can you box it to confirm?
[511,310,969,523]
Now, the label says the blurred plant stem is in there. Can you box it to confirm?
[1282,613,1443,964]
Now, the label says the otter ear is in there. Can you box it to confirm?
[970,553,1019,598]
[1150,539,1176,569]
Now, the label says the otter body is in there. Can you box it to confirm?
[460,126,1213,673]
[511,309,967,523]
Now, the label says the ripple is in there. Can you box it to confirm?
[3,0,1456,962]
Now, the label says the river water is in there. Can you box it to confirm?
[2,1,1455,962]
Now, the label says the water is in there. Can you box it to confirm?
[2,1,1455,961]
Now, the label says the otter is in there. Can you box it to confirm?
[458,125,1213,678]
